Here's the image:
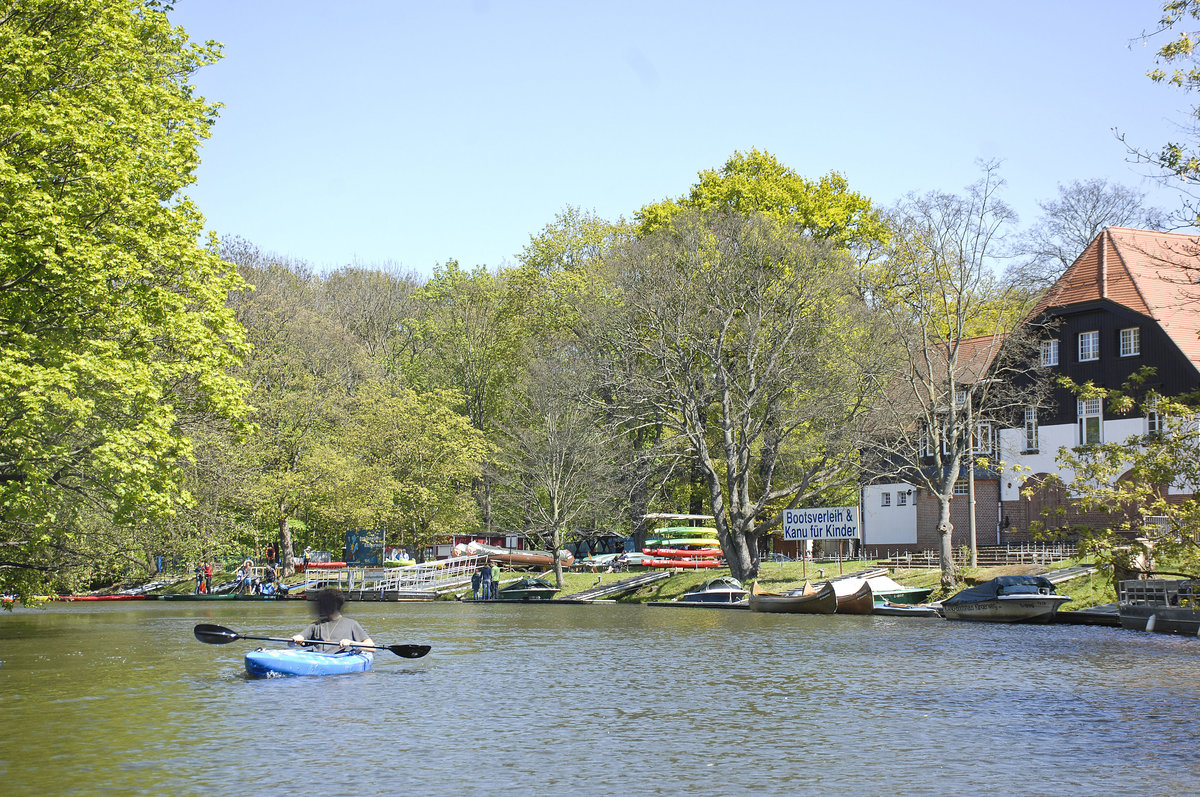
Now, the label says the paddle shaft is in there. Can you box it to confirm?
[193,624,429,658]
[242,632,384,651]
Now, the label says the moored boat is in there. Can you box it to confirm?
[748,580,838,614]
[642,547,722,558]
[497,577,559,600]
[866,575,933,605]
[643,557,721,569]
[942,576,1070,623]
[653,525,718,538]
[678,576,747,604]
[832,579,874,615]
[244,648,373,677]
[1118,578,1200,635]
[643,538,721,549]
[459,541,574,568]
[873,601,942,617]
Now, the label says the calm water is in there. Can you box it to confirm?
[1,600,1197,796]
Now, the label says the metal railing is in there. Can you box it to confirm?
[305,555,488,596]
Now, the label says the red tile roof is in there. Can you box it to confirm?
[1029,227,1200,371]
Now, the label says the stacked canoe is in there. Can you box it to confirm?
[642,526,722,568]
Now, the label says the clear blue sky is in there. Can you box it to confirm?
[169,1,1188,276]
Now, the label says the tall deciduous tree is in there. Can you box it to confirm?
[231,255,373,574]
[1009,179,1169,292]
[336,381,489,560]
[0,1,251,594]
[494,355,619,588]
[635,148,889,249]
[599,209,886,582]
[415,261,532,530]
[867,164,1045,588]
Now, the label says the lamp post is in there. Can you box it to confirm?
[967,386,977,569]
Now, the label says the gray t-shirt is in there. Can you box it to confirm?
[299,615,369,649]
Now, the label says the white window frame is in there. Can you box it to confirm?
[1078,330,1099,362]
[1120,327,1141,358]
[973,422,994,455]
[1078,397,1102,445]
[1147,396,1162,436]
[880,492,891,507]
[918,428,932,458]
[953,480,969,495]
[1023,407,1039,452]
[897,490,907,506]
[1040,339,1059,367]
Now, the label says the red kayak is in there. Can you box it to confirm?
[298,561,348,570]
[642,558,721,569]
[643,547,722,558]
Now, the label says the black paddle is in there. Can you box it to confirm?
[193,623,431,659]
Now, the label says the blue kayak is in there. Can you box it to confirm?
[244,647,373,677]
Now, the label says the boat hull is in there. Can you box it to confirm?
[941,595,1070,623]
[244,648,373,677]
[642,547,722,558]
[748,581,837,614]
[873,602,941,617]
[1118,604,1200,635]
[1117,579,1200,635]
[642,558,720,569]
[834,582,874,615]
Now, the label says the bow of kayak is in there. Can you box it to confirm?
[244,648,373,677]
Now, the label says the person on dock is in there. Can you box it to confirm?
[480,563,492,601]
[194,564,204,594]
[236,559,254,594]
[490,561,500,600]
[261,563,277,596]
[471,567,482,600]
[291,588,374,650]
[203,562,213,594]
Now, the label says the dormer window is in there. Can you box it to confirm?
[1078,331,1099,362]
[1120,327,1140,357]
[1040,340,1059,367]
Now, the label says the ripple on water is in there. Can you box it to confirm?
[1,601,1198,795]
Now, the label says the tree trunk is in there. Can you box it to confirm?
[936,496,958,590]
[278,501,295,577]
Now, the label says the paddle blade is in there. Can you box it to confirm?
[194,623,240,645]
[388,644,431,659]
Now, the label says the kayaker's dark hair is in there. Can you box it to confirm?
[315,588,346,620]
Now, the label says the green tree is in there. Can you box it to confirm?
[1125,1,1200,222]
[415,261,533,530]
[599,209,886,582]
[231,256,372,574]
[1037,377,1200,579]
[337,381,489,560]
[0,0,250,595]
[635,148,889,249]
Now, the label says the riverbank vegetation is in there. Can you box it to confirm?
[4,1,1197,600]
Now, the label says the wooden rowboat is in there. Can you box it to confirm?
[833,580,874,615]
[748,580,837,614]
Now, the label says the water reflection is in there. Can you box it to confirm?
[1,601,1197,796]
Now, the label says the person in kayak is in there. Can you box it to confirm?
[291,588,374,651]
